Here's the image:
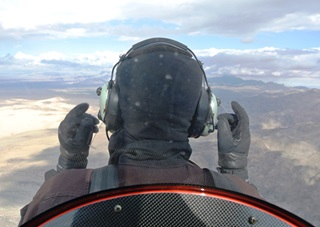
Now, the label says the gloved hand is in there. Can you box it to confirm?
[57,103,99,171]
[217,101,250,170]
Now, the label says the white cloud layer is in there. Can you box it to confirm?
[1,47,320,88]
[0,0,320,39]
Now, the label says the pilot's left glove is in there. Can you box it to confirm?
[57,103,99,172]
[217,101,250,180]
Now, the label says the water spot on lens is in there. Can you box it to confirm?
[134,58,139,63]
[165,74,172,80]
[135,101,141,107]
[159,54,164,58]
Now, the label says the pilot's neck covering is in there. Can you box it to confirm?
[108,129,192,165]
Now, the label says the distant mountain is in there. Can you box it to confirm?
[208,75,291,90]
[0,73,307,91]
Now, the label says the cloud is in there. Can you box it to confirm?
[0,50,120,80]
[0,0,125,29]
[0,0,319,39]
[197,47,320,87]
[1,46,320,88]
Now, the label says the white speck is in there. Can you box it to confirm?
[135,102,141,106]
[165,74,172,80]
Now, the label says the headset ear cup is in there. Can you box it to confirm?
[188,88,210,138]
[104,83,122,132]
[97,83,108,122]
[201,91,219,136]
[188,88,219,138]
[97,81,122,133]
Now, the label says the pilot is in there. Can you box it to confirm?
[19,38,262,225]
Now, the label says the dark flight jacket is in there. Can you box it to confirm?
[19,160,262,226]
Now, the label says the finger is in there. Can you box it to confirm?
[218,113,234,122]
[231,101,249,125]
[60,103,89,137]
[83,113,100,125]
[218,113,238,128]
[93,125,99,133]
[217,116,236,149]
[82,113,100,133]
[74,117,95,146]
[65,103,89,120]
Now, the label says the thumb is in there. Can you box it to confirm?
[231,101,250,139]
[65,103,89,121]
[231,101,249,125]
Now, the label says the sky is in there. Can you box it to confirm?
[0,0,320,88]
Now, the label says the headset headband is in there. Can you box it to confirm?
[132,37,188,50]
[110,38,211,91]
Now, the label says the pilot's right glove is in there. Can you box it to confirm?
[217,101,250,180]
[57,103,99,172]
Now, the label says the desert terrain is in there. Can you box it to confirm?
[0,77,319,226]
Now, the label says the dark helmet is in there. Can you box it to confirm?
[115,38,204,142]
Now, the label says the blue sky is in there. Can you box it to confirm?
[0,0,320,87]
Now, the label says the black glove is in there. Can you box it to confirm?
[217,101,250,170]
[57,103,99,171]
